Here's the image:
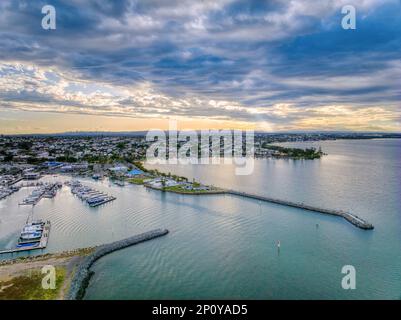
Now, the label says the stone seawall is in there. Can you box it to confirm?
[67,228,169,300]
[227,190,374,230]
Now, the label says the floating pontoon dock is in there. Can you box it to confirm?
[89,196,116,207]
[0,221,51,255]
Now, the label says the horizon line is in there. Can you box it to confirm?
[1,130,401,137]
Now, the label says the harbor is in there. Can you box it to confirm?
[0,138,398,300]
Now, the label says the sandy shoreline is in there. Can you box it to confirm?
[0,247,94,300]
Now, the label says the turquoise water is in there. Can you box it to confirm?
[0,139,400,299]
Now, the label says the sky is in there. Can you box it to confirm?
[0,0,400,134]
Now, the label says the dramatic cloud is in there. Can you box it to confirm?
[0,0,400,132]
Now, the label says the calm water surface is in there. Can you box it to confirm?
[0,139,400,299]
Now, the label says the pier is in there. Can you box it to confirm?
[89,196,116,207]
[67,228,169,300]
[226,190,374,230]
[0,221,51,255]
[69,181,116,207]
[9,176,23,185]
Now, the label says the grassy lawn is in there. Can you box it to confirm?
[0,266,66,300]
[164,185,218,194]
[127,177,148,185]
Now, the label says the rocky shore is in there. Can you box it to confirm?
[67,228,169,300]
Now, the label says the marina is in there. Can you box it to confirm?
[0,185,20,200]
[19,182,62,206]
[0,139,398,299]
[69,181,116,207]
[0,220,51,254]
